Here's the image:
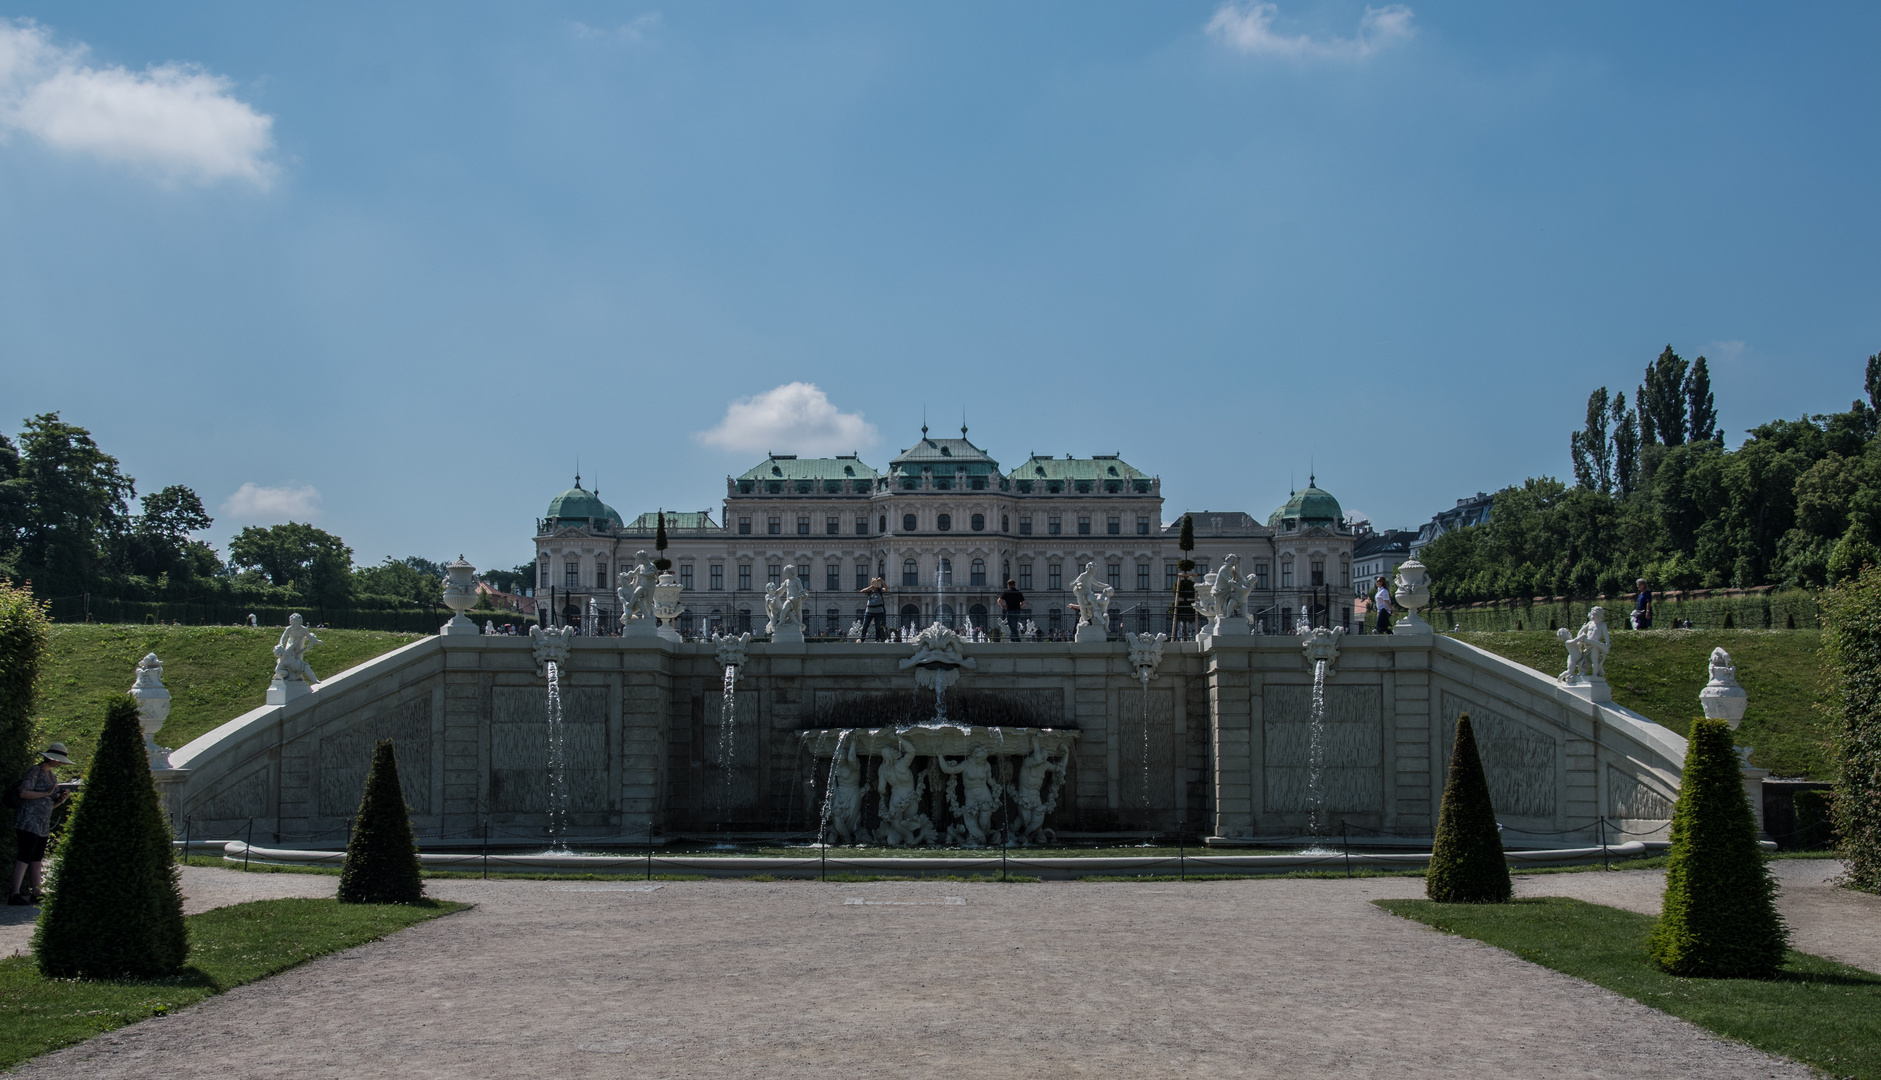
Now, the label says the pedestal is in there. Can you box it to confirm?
[1558,676,1612,705]
[440,613,481,636]
[770,625,806,645]
[1392,611,1433,636]
[1074,622,1107,643]
[152,768,190,832]
[265,678,313,706]
[620,620,660,639]
[1209,616,1249,637]
[1741,759,1771,835]
[656,622,683,643]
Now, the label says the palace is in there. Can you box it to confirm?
[532,425,1357,637]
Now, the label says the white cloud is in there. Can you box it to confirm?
[221,483,321,522]
[0,19,275,187]
[1705,340,1747,364]
[695,383,879,457]
[572,14,661,42]
[1207,3,1414,61]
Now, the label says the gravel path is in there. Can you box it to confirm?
[13,872,1820,1080]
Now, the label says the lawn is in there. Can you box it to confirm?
[0,897,462,1070]
[1379,896,1881,1079]
[1452,629,1830,778]
[35,625,424,771]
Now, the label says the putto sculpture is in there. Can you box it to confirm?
[616,550,659,637]
[267,614,323,705]
[1205,555,1253,636]
[939,745,1001,846]
[1009,743,1069,845]
[764,571,808,643]
[1069,561,1115,642]
[1557,606,1612,682]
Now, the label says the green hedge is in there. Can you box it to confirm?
[1430,590,1819,633]
[1823,565,1881,892]
[0,584,50,868]
[41,598,534,633]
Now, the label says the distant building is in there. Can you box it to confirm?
[1352,529,1416,600]
[1410,492,1495,555]
[530,427,1356,636]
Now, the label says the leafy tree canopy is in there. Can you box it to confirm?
[227,522,354,607]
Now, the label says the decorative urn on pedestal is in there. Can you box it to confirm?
[653,570,687,642]
[128,653,173,769]
[1391,557,1433,635]
[441,555,481,635]
[1699,647,1749,728]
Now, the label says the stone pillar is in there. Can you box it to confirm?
[1205,638,1255,839]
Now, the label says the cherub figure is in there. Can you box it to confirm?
[273,613,322,683]
[1009,743,1068,845]
[938,745,1000,845]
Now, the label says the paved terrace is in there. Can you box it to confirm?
[5,860,1872,1078]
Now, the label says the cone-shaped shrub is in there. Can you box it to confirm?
[1426,714,1511,903]
[1648,718,1787,977]
[34,695,187,979]
[337,739,424,904]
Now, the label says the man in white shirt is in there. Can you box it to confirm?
[1373,577,1394,635]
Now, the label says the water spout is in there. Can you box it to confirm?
[720,663,738,825]
[1307,657,1328,838]
[545,659,568,851]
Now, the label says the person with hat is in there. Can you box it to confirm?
[11,743,73,906]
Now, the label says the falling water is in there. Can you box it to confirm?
[814,729,849,847]
[1306,657,1329,838]
[720,664,738,825]
[1139,672,1153,813]
[545,660,568,851]
[933,673,950,726]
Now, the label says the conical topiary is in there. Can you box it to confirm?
[1426,713,1512,903]
[34,695,188,979]
[1648,718,1787,977]
[337,739,424,904]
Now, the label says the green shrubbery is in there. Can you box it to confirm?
[1426,714,1512,903]
[0,583,50,867]
[1648,718,1787,977]
[1790,790,1837,850]
[337,740,424,905]
[34,695,188,979]
[1823,564,1881,891]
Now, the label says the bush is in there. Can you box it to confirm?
[1426,713,1511,903]
[34,695,188,979]
[0,583,50,867]
[1791,790,1837,851]
[1648,718,1787,977]
[1823,564,1881,891]
[337,739,424,904]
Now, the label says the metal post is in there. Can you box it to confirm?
[646,820,653,881]
[1179,823,1186,881]
[243,817,254,871]
[1342,820,1351,878]
[482,820,490,880]
[182,815,192,864]
[821,837,827,882]
[1599,815,1609,872]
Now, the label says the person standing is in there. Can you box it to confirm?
[998,579,1027,641]
[1632,578,1653,630]
[859,576,889,642]
[1373,576,1394,635]
[10,743,74,906]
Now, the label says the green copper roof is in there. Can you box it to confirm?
[625,511,718,530]
[1267,481,1343,528]
[544,483,624,528]
[734,454,881,482]
[1017,454,1149,482]
[890,432,999,475]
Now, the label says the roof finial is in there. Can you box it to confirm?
[961,407,968,439]
[575,456,582,490]
[921,405,928,439]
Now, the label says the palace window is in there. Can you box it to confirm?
[1311,559,1325,587]
[1108,564,1122,590]
[1075,480,1093,493]
[538,557,550,589]
[1165,562,1178,589]
[970,559,986,586]
[879,515,887,533]
[767,481,782,494]
[738,564,752,590]
[1048,515,1062,535]
[856,516,869,536]
[797,515,810,536]
[738,517,752,535]
[824,481,841,494]
[1019,515,1033,535]
[1255,562,1269,590]
[1107,516,1120,535]
[596,561,608,588]
[971,477,986,490]
[710,565,724,591]
[826,516,839,535]
[680,565,694,589]
[971,513,984,531]
[1019,564,1033,590]
[856,564,871,589]
[826,564,841,590]
[768,563,782,585]
[1137,564,1150,591]
[1017,480,1033,493]
[901,478,918,491]
[1281,561,1294,588]
[1000,515,1009,532]
[826,607,841,633]
[935,477,952,490]
[1137,516,1150,535]
[1048,564,1063,590]
[795,480,812,494]
[1078,515,1091,535]
[903,559,919,586]
[938,558,952,585]
[903,513,917,532]
[1047,481,1063,493]
[767,516,780,535]
[797,564,810,585]
[937,513,952,532]
[564,561,579,588]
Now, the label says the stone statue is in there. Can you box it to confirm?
[1069,562,1114,636]
[529,623,575,676]
[273,613,322,684]
[899,622,978,692]
[764,572,808,639]
[616,550,658,628]
[827,737,866,845]
[1125,631,1167,683]
[1208,554,1252,621]
[1579,607,1611,678]
[875,737,934,846]
[1009,743,1068,845]
[713,631,751,672]
[1708,647,1737,686]
[129,653,173,769]
[939,745,1001,846]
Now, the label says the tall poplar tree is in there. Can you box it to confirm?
[1686,355,1718,443]
[1641,346,1690,446]
[1611,390,1641,497]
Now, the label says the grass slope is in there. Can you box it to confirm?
[1452,629,1829,778]
[0,897,461,1070]
[36,626,423,771]
[1379,896,1881,1079]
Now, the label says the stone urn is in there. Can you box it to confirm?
[441,555,480,635]
[128,653,173,768]
[1392,557,1433,635]
[1699,647,1749,729]
[653,570,687,642]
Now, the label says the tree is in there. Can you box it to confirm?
[481,563,535,595]
[34,695,189,979]
[1571,388,1613,492]
[121,485,216,581]
[0,583,49,867]
[12,413,136,594]
[1823,565,1881,892]
[227,522,354,607]
[1612,391,1641,497]
[1686,355,1718,443]
[1647,718,1787,977]
[1426,714,1512,903]
[337,739,425,904]
[1641,346,1691,447]
[654,511,671,572]
[0,433,26,567]
[353,557,444,608]
[1866,351,1880,414]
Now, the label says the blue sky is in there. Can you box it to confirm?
[4,2,1878,575]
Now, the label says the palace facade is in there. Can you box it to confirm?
[532,426,1357,637]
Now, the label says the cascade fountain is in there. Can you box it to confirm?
[529,625,576,850]
[1125,631,1167,816]
[712,632,751,825]
[1299,625,1343,845]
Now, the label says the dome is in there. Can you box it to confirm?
[1268,480,1342,529]
[544,483,623,529]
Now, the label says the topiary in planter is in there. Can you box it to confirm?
[337,739,424,905]
[1426,713,1511,903]
[1648,718,1787,977]
[34,695,188,979]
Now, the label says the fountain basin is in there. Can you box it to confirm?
[798,725,1078,758]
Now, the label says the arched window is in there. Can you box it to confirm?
[903,559,919,586]
[937,513,952,532]
[970,559,986,586]
[902,513,917,532]
[826,607,840,633]
[971,513,985,531]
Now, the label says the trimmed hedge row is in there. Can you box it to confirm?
[1431,590,1820,633]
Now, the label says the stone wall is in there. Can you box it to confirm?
[166,632,1683,847]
